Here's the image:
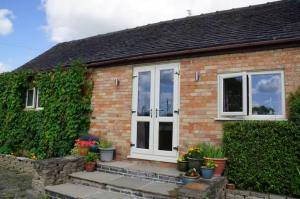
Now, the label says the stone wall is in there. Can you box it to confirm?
[0,154,34,174]
[0,154,84,196]
[225,189,298,199]
[32,155,84,195]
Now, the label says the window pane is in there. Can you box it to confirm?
[137,72,151,116]
[136,122,149,149]
[27,89,34,107]
[159,69,174,117]
[223,76,243,112]
[158,122,173,151]
[251,73,282,115]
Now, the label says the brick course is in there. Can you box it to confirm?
[89,47,300,161]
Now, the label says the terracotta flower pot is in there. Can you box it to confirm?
[204,157,227,176]
[84,162,96,172]
[79,147,89,156]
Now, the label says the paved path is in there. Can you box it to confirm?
[0,166,35,199]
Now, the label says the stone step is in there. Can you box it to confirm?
[69,171,179,199]
[97,161,183,184]
[45,183,132,199]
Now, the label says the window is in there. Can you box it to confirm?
[25,88,43,110]
[218,71,285,120]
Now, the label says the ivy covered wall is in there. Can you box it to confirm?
[0,63,92,159]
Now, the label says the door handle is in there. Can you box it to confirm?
[150,109,152,118]
[173,146,179,151]
[155,109,163,117]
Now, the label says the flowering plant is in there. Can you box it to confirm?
[177,153,188,162]
[187,146,203,159]
[75,139,96,148]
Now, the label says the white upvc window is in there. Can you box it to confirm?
[25,87,43,110]
[25,88,36,109]
[218,70,285,120]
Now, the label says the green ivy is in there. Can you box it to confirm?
[0,62,92,159]
[223,121,300,197]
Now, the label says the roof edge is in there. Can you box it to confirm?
[86,36,300,67]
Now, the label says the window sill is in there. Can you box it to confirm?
[215,117,288,121]
[24,107,44,111]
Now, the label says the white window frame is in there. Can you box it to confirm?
[218,72,247,116]
[217,70,286,120]
[35,89,44,110]
[25,87,43,110]
[247,70,285,120]
[25,88,36,109]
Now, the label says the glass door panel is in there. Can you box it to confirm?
[159,69,174,117]
[158,122,173,151]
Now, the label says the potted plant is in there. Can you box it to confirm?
[75,139,96,156]
[181,168,200,185]
[177,153,188,172]
[200,143,227,176]
[201,159,216,179]
[187,146,203,172]
[84,152,98,172]
[98,140,115,162]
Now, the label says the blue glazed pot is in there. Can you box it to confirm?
[201,167,214,179]
[181,175,200,185]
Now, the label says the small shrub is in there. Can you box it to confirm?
[97,140,113,149]
[199,143,225,158]
[289,86,300,126]
[223,121,300,197]
[85,152,98,163]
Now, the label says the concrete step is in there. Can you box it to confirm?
[69,171,179,199]
[45,183,132,199]
[97,161,183,184]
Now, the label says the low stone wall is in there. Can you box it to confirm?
[0,154,84,196]
[32,155,85,195]
[0,154,34,174]
[225,189,298,199]
[178,177,227,199]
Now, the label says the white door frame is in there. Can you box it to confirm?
[129,63,180,163]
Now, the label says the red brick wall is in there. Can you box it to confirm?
[89,47,300,160]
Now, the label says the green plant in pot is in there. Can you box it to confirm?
[200,143,227,176]
[98,140,115,162]
[187,146,203,172]
[177,153,188,172]
[201,159,216,179]
[85,152,98,172]
[181,168,200,185]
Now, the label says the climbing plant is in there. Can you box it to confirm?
[0,62,92,159]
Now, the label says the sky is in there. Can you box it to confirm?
[0,0,278,73]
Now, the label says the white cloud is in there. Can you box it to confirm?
[41,0,278,42]
[0,9,14,36]
[255,75,281,93]
[0,62,10,73]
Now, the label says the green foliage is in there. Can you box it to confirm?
[199,143,225,158]
[97,140,113,149]
[0,62,92,159]
[177,153,188,162]
[206,159,216,169]
[288,86,300,126]
[223,121,300,197]
[85,152,98,163]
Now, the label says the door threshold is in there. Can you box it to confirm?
[128,153,177,163]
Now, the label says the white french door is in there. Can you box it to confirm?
[130,63,179,162]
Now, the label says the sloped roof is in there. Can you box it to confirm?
[18,0,300,71]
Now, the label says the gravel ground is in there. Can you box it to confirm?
[0,166,36,199]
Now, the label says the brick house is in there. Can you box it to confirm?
[18,0,300,164]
